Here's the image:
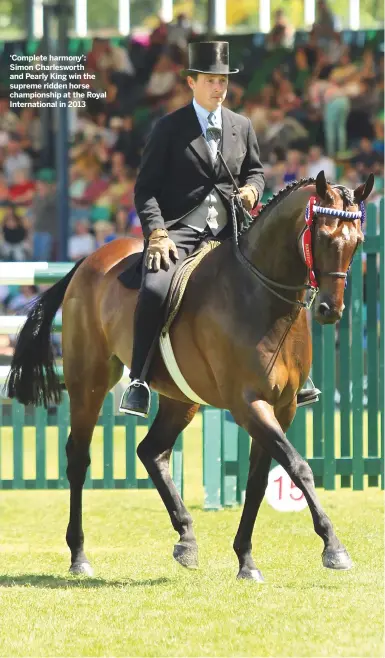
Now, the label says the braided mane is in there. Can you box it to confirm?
[240,177,316,235]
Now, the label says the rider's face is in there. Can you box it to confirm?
[187,73,228,112]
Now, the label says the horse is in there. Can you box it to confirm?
[6,171,373,582]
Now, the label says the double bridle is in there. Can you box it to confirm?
[230,193,365,310]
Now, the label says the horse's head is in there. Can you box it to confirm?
[312,170,374,324]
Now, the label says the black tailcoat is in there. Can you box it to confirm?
[134,102,265,240]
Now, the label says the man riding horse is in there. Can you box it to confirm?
[119,40,320,417]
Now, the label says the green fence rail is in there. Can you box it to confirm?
[0,201,383,504]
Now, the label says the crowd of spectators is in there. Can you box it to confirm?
[0,2,383,339]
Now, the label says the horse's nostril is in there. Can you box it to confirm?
[318,302,330,316]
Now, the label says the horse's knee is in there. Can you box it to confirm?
[293,459,314,486]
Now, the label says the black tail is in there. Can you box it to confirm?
[6,258,85,407]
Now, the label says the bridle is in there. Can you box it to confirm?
[229,190,365,310]
[298,195,365,289]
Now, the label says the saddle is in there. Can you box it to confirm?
[118,240,221,405]
[118,239,220,330]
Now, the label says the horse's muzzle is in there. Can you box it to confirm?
[315,300,343,324]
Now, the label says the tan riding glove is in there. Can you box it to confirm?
[145,229,179,272]
[239,185,258,211]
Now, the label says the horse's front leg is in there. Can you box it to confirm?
[233,440,271,582]
[237,396,352,575]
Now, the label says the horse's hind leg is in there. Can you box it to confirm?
[65,354,123,575]
[137,395,200,569]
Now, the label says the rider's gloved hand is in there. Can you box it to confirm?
[239,185,258,212]
[145,229,179,272]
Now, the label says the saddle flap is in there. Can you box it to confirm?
[162,240,221,335]
[118,252,144,290]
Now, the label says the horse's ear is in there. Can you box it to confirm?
[316,170,333,202]
[354,173,375,203]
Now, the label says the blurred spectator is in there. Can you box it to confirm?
[113,115,141,169]
[8,285,39,314]
[293,49,312,95]
[93,111,118,148]
[167,13,193,51]
[322,74,351,157]
[259,107,309,160]
[74,165,109,207]
[68,219,96,261]
[0,204,31,262]
[0,173,9,220]
[114,207,132,238]
[373,113,384,155]
[27,169,57,260]
[8,169,35,208]
[303,29,319,69]
[241,95,269,135]
[96,165,135,212]
[150,17,168,48]
[0,91,19,133]
[3,134,32,184]
[351,138,383,177]
[306,146,336,180]
[313,0,339,47]
[265,69,300,112]
[86,38,135,92]
[267,9,295,51]
[114,206,143,239]
[283,149,305,184]
[145,54,179,105]
[93,220,116,247]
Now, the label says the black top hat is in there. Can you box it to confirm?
[182,41,239,76]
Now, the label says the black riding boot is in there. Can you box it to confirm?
[119,291,163,418]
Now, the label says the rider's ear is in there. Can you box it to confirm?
[354,173,375,203]
[316,170,333,203]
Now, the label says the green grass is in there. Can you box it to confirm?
[0,417,383,657]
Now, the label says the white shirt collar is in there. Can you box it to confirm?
[192,98,222,132]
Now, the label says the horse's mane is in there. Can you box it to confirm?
[241,177,315,235]
[242,177,355,236]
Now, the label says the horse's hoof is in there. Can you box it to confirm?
[69,561,94,577]
[237,568,265,583]
[322,547,353,570]
[173,543,198,569]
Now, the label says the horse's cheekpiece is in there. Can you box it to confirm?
[301,196,365,291]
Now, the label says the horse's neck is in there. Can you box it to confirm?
[240,186,312,287]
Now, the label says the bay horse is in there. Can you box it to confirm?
[7,171,373,582]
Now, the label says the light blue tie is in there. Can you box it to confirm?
[206,112,221,160]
